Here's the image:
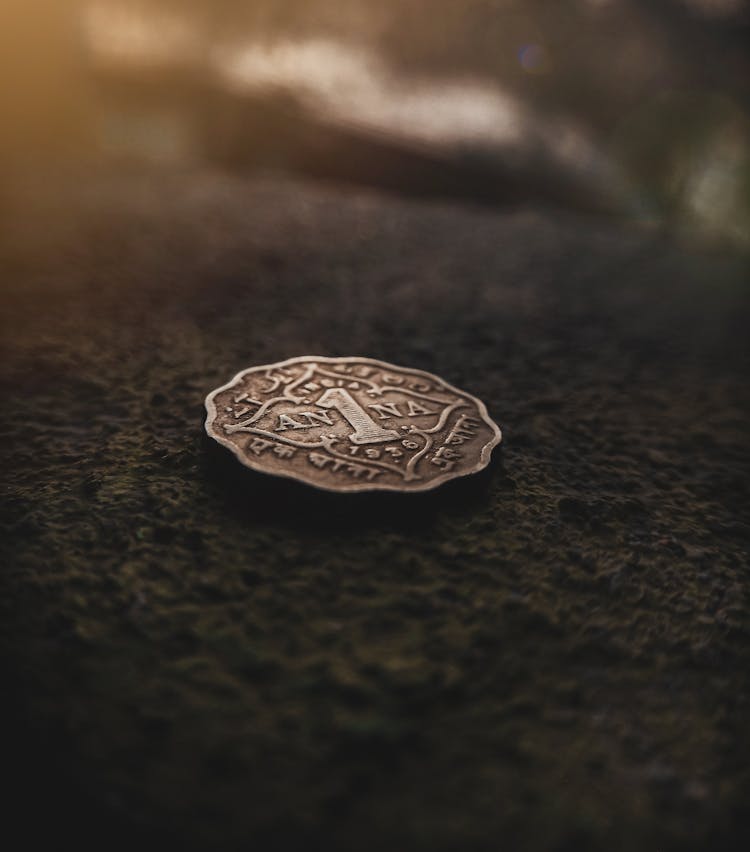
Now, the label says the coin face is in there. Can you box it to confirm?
[205,356,502,493]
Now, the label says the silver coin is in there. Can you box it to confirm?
[205,356,502,493]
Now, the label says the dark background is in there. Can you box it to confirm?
[1,2,749,850]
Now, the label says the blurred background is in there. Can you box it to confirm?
[2,0,749,246]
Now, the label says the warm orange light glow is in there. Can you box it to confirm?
[83,1,203,69]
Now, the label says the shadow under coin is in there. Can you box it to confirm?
[200,428,500,535]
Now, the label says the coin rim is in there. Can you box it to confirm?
[205,355,502,493]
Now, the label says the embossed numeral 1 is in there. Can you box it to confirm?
[316,388,400,445]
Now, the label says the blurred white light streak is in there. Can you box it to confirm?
[685,127,750,246]
[215,40,527,147]
[82,6,626,208]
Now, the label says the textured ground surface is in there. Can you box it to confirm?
[1,169,749,851]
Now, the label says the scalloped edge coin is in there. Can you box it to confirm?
[204,356,502,493]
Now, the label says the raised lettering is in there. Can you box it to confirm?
[276,410,334,431]
[368,402,402,419]
[405,400,435,417]
[298,410,334,427]
[276,414,306,431]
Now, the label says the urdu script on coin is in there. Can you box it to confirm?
[205,357,502,492]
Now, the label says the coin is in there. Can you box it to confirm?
[205,356,502,493]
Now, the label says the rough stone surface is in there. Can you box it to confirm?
[1,169,749,851]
